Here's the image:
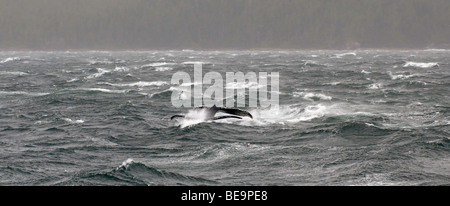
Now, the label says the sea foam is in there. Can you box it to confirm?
[403,61,439,68]
[0,57,20,63]
[105,81,168,87]
[86,68,110,79]
[293,92,332,101]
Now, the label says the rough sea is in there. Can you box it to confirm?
[0,50,449,185]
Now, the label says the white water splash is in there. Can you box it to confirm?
[175,108,210,128]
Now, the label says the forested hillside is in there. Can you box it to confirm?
[1,0,449,50]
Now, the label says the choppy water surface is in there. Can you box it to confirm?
[0,50,449,185]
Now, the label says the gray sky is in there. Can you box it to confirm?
[1,0,449,50]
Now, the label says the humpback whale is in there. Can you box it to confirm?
[170,105,253,121]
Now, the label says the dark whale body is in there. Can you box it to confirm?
[170,105,253,121]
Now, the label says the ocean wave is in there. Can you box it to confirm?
[86,68,110,79]
[165,83,208,100]
[302,60,328,67]
[424,49,450,52]
[102,81,168,87]
[334,52,357,58]
[326,81,341,86]
[182,61,209,65]
[192,143,270,163]
[67,78,80,83]
[155,67,173,72]
[348,173,401,186]
[387,71,420,80]
[336,121,394,139]
[225,81,263,90]
[113,66,129,72]
[403,61,439,68]
[76,88,126,94]
[367,83,383,90]
[0,71,28,76]
[87,59,114,65]
[148,88,180,99]
[0,91,50,96]
[293,92,332,101]
[105,158,216,185]
[242,104,340,125]
[63,118,84,124]
[179,82,202,87]
[0,57,21,63]
[140,62,176,69]
[249,103,377,126]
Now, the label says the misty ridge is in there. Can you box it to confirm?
[0,0,449,50]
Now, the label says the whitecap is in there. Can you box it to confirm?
[78,88,125,94]
[293,92,332,101]
[286,104,331,123]
[168,86,189,92]
[328,82,341,86]
[368,83,382,89]
[140,62,176,69]
[225,81,263,90]
[334,52,357,58]
[182,61,207,65]
[86,68,110,79]
[0,91,50,96]
[243,104,340,126]
[303,60,322,67]
[87,59,114,65]
[403,61,439,68]
[387,71,418,80]
[424,49,450,52]
[63,118,84,124]
[0,57,20,63]
[155,67,173,72]
[114,66,129,72]
[161,87,190,100]
[67,78,79,83]
[117,158,134,170]
[179,82,203,87]
[0,71,28,76]
[104,81,168,87]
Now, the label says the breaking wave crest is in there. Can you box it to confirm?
[86,68,110,79]
[403,61,439,68]
[0,57,21,63]
[247,104,342,125]
[73,158,217,185]
[101,81,168,87]
[293,92,332,101]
